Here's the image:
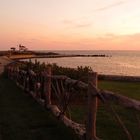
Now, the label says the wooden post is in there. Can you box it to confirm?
[28,73,31,91]
[86,72,98,140]
[23,72,26,90]
[35,82,41,99]
[7,66,10,78]
[25,70,30,92]
[44,66,52,107]
[15,67,19,84]
[10,67,13,80]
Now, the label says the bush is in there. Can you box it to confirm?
[18,60,93,82]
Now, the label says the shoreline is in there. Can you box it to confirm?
[9,54,110,60]
[0,50,110,59]
[0,51,140,82]
[8,58,140,82]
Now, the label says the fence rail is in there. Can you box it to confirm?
[5,62,140,140]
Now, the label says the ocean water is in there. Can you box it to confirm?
[31,50,140,76]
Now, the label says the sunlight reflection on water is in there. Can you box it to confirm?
[28,50,140,76]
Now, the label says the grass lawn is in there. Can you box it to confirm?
[97,80,140,140]
[0,75,79,140]
[0,73,140,140]
[99,80,140,100]
[70,80,140,140]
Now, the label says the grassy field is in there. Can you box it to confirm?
[97,81,140,140]
[98,80,140,140]
[70,80,140,140]
[99,80,140,100]
[0,75,79,140]
[0,73,140,140]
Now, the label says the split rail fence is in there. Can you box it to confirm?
[5,62,140,140]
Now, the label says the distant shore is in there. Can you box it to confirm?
[0,50,140,81]
[0,50,111,60]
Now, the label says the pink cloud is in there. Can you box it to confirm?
[94,0,127,12]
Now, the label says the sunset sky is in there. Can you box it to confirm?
[1,0,140,50]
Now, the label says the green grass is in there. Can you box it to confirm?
[70,80,140,140]
[97,80,140,140]
[0,75,79,140]
[1,73,140,140]
[99,80,140,100]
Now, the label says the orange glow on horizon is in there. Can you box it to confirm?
[0,0,140,50]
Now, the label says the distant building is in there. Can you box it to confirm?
[19,44,28,52]
[10,47,16,51]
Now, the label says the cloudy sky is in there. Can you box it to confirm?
[1,0,140,50]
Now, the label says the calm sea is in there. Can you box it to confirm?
[31,50,140,76]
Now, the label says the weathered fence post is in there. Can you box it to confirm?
[44,66,52,107]
[15,67,19,85]
[7,66,10,78]
[35,82,41,99]
[86,72,99,140]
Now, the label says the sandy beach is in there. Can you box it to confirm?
[0,56,12,74]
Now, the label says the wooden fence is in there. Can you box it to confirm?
[5,63,140,140]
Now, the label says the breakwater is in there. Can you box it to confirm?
[11,54,110,60]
